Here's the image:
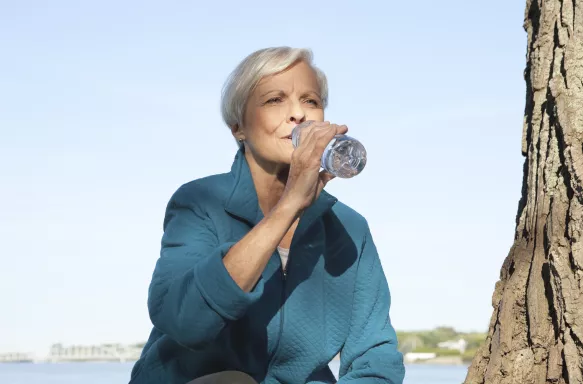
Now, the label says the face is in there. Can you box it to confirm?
[233,61,325,169]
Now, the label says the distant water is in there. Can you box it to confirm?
[0,362,468,384]
[329,361,469,384]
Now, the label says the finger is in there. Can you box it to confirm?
[324,124,347,136]
[305,121,330,135]
[319,170,336,186]
[313,124,341,144]
[336,124,348,135]
[301,121,327,143]
[303,123,332,146]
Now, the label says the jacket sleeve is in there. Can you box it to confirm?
[147,186,265,349]
[336,223,405,384]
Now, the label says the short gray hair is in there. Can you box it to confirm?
[221,47,329,132]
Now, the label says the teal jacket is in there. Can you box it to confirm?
[129,150,405,384]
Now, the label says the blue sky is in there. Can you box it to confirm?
[0,0,527,354]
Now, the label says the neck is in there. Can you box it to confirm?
[244,150,289,216]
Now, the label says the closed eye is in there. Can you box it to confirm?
[265,97,283,104]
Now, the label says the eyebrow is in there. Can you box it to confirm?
[301,91,322,99]
[259,90,322,99]
[259,90,283,98]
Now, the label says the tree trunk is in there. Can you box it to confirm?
[464,0,583,383]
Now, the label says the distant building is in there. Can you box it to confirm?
[437,338,467,353]
[404,352,437,363]
[47,343,142,362]
[0,352,34,363]
[398,336,424,354]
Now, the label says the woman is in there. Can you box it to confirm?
[129,47,405,384]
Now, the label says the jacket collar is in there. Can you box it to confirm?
[224,148,338,240]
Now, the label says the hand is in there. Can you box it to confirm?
[280,121,348,212]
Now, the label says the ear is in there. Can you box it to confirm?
[230,124,245,141]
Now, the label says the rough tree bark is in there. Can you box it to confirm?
[464,0,583,383]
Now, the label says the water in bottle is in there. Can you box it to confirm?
[291,121,367,178]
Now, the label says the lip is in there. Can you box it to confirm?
[281,124,299,139]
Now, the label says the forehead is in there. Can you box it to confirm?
[255,61,319,92]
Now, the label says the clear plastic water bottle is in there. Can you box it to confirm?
[291,121,367,178]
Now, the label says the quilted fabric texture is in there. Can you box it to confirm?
[129,149,405,384]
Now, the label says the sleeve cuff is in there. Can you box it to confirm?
[194,242,265,321]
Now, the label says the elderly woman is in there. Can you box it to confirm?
[129,47,405,384]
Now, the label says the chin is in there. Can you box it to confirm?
[282,150,294,165]
[276,154,292,166]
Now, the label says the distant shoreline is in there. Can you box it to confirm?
[0,360,469,368]
[1,327,486,366]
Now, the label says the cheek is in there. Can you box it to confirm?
[307,109,325,121]
[251,110,285,138]
[243,116,283,150]
[262,107,287,125]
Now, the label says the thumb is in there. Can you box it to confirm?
[319,170,336,187]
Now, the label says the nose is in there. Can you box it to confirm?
[286,100,306,125]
